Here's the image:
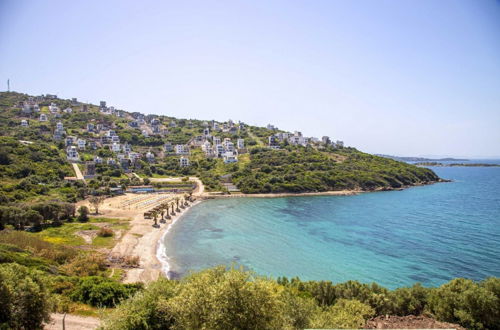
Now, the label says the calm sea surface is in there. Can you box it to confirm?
[162,162,500,289]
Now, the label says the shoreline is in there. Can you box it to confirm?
[156,200,202,279]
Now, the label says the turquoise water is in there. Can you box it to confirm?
[162,165,500,289]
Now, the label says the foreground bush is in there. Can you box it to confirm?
[70,276,143,307]
[0,263,51,330]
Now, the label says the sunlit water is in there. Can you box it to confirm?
[161,163,500,289]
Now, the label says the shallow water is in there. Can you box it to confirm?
[162,164,500,289]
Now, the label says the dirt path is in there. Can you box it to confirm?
[46,313,100,330]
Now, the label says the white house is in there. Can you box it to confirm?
[223,152,238,163]
[39,114,48,122]
[213,136,221,145]
[268,135,280,149]
[94,156,103,164]
[145,151,155,162]
[63,107,73,114]
[237,139,244,149]
[336,140,344,148]
[111,142,121,152]
[66,146,79,162]
[179,156,190,167]
[203,127,210,137]
[49,103,59,114]
[225,141,235,153]
[142,130,149,137]
[86,123,95,132]
[214,144,225,157]
[175,144,189,155]
[77,138,86,150]
[201,141,212,153]
[65,136,76,147]
[20,120,28,127]
[56,122,64,130]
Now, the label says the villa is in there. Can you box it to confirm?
[237,138,245,149]
[66,146,79,162]
[175,144,189,155]
[111,142,121,153]
[145,151,155,163]
[77,138,86,150]
[223,151,238,163]
[65,136,76,147]
[179,156,190,167]
[20,120,28,127]
[268,135,280,149]
[164,142,174,153]
[322,136,331,145]
[63,107,73,114]
[142,130,149,137]
[56,122,64,130]
[39,113,48,122]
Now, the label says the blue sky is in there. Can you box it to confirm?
[1,0,499,158]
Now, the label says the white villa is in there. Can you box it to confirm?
[111,142,121,152]
[77,138,86,150]
[175,144,189,155]
[66,146,79,162]
[237,138,244,149]
[56,122,64,130]
[179,156,190,167]
[223,152,238,163]
[63,107,73,114]
[145,151,155,162]
[39,113,48,122]
[20,120,28,127]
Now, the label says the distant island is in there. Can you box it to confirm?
[376,154,469,162]
[415,162,500,167]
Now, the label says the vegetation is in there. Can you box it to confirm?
[101,266,499,330]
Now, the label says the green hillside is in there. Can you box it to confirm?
[0,91,440,201]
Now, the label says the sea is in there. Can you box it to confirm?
[160,160,500,289]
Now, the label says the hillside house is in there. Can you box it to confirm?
[87,123,95,132]
[164,142,174,153]
[63,107,73,114]
[65,136,76,147]
[142,130,149,137]
[56,122,64,130]
[213,136,221,145]
[237,139,244,149]
[39,113,48,122]
[93,156,103,164]
[214,144,225,157]
[77,138,86,150]
[179,156,190,167]
[145,151,155,163]
[336,140,344,148]
[20,120,28,127]
[66,146,79,162]
[223,152,238,163]
[111,143,121,153]
[268,135,280,149]
[175,144,189,155]
[322,136,331,145]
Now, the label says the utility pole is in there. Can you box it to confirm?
[7,79,10,92]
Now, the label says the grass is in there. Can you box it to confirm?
[35,223,99,246]
[92,235,115,248]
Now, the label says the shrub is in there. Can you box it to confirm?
[102,278,177,330]
[97,227,113,237]
[123,255,140,267]
[77,205,89,222]
[70,276,143,307]
[0,263,51,330]
[310,299,374,329]
[61,253,107,276]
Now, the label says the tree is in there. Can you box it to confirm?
[89,195,106,214]
[174,197,180,212]
[427,278,499,330]
[166,266,287,329]
[0,263,51,330]
[77,205,90,222]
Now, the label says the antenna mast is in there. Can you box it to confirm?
[7,79,10,92]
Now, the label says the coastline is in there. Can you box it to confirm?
[111,179,442,284]
[156,199,202,279]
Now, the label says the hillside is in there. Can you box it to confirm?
[0,91,440,201]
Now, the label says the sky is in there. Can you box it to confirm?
[1,0,499,158]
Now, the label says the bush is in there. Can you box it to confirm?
[61,253,107,276]
[427,278,499,330]
[70,276,143,307]
[123,255,140,268]
[97,227,113,237]
[0,263,51,329]
[102,278,177,330]
[310,299,374,329]
[77,205,89,222]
